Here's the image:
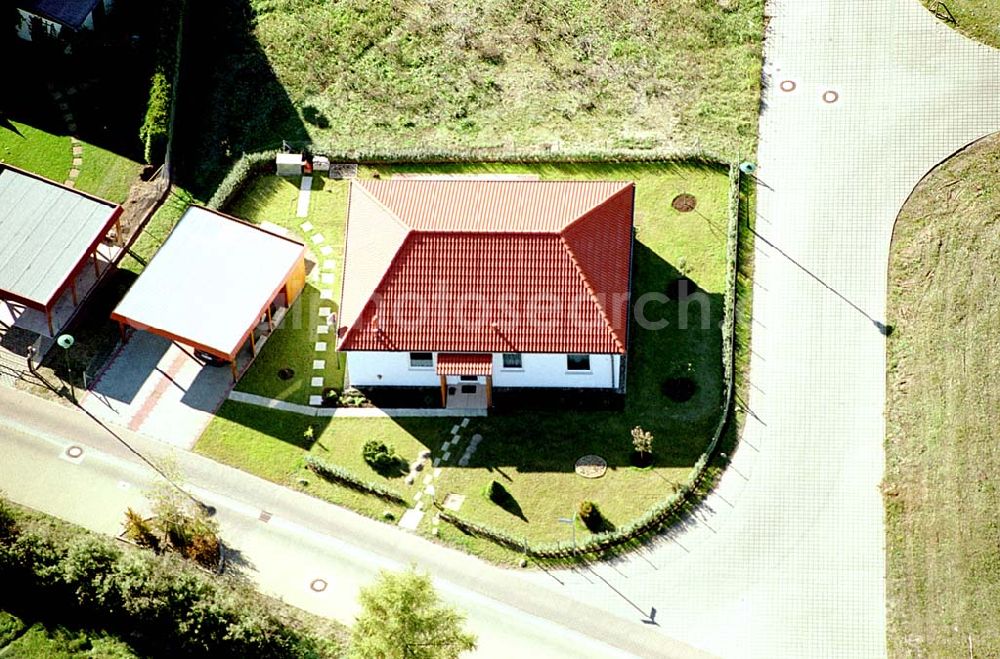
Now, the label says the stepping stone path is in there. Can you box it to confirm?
[399,419,483,535]
[48,84,84,187]
[294,196,344,407]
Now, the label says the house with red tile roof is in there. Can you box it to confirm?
[337,178,635,409]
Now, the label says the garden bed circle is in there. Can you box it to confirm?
[671,193,697,212]
[575,455,608,478]
[277,367,295,381]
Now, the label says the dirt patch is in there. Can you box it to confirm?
[671,193,697,212]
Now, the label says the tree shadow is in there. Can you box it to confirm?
[173,0,310,199]
[488,487,528,522]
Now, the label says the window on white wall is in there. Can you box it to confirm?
[502,353,522,369]
[566,354,590,371]
[409,352,433,368]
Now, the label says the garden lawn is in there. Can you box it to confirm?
[920,0,1000,50]
[1,120,141,204]
[196,161,730,562]
[227,176,349,403]
[176,0,763,196]
[885,133,1000,656]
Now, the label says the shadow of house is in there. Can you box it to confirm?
[3,2,176,163]
[173,0,309,199]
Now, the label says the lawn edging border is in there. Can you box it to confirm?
[437,163,743,560]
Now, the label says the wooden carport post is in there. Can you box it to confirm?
[485,374,493,408]
[45,308,54,336]
[439,374,447,408]
[230,361,238,383]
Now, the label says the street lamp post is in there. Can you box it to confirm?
[56,334,75,403]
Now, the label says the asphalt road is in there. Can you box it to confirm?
[0,386,706,658]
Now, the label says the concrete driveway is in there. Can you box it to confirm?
[81,331,232,449]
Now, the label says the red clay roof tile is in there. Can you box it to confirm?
[338,179,634,354]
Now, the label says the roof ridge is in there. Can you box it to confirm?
[353,180,417,232]
[559,180,633,233]
[558,235,626,353]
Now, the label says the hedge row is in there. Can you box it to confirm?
[436,163,745,560]
[0,500,333,658]
[304,456,407,506]
[139,0,184,165]
[206,147,728,212]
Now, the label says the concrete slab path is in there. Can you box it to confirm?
[521,2,1000,657]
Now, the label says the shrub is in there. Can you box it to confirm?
[206,151,278,210]
[122,508,158,550]
[362,440,398,471]
[139,70,171,164]
[578,501,604,533]
[0,498,17,540]
[183,533,221,570]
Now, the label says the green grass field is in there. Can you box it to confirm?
[885,132,1000,656]
[0,120,141,203]
[177,0,763,197]
[196,160,730,561]
[921,0,1000,50]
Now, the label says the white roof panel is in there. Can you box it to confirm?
[112,207,304,357]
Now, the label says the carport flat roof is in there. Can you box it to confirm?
[0,165,120,308]
[111,206,305,359]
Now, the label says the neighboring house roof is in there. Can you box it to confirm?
[436,353,493,376]
[111,206,305,360]
[0,165,119,309]
[338,179,635,354]
[17,0,99,30]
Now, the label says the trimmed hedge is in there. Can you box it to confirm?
[0,503,334,657]
[139,70,171,164]
[304,456,407,505]
[207,150,278,210]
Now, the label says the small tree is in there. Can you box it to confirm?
[631,426,654,458]
[350,567,477,659]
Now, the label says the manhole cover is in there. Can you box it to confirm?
[822,90,839,104]
[310,578,328,592]
[779,80,796,92]
[671,193,697,212]
[66,445,84,459]
[278,367,295,381]
[575,455,608,479]
[666,276,698,301]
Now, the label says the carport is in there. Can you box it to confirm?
[111,206,306,381]
[0,164,123,337]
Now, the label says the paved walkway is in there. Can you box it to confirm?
[520,3,1000,657]
[228,390,487,417]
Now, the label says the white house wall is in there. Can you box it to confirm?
[347,352,621,389]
